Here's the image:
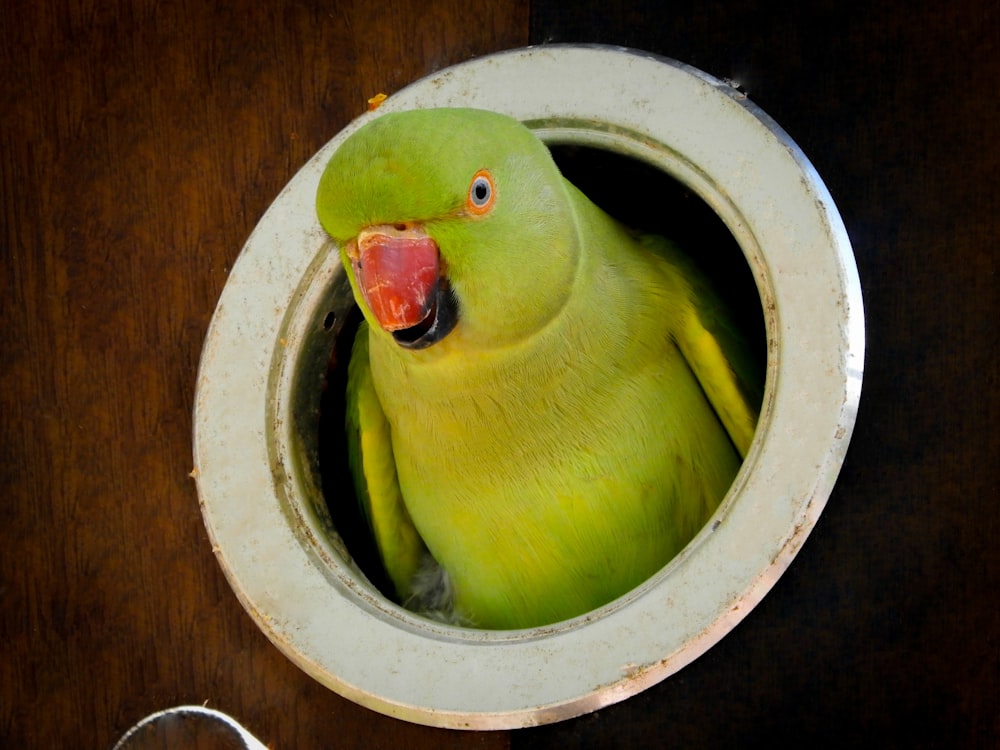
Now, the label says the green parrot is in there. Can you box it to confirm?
[316,108,761,630]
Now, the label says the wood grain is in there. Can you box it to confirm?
[0,1,525,747]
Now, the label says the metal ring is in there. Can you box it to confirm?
[194,45,864,729]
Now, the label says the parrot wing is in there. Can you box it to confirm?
[345,322,425,599]
[642,234,764,459]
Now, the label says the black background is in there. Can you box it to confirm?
[521,2,997,747]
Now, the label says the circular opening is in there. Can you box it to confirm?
[196,45,862,727]
[278,134,768,631]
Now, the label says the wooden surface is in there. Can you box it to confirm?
[2,1,996,748]
[1,2,525,748]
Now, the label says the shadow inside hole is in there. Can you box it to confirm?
[315,301,396,596]
[548,143,767,371]
[313,144,767,615]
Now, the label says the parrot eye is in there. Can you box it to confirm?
[466,170,496,215]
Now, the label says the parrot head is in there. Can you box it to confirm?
[316,108,580,351]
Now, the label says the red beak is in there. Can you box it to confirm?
[349,225,440,333]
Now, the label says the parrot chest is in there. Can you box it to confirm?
[369,333,739,627]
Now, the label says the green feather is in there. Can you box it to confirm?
[318,108,762,629]
[344,326,424,599]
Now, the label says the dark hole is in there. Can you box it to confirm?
[321,310,337,331]
[316,304,395,594]
[547,143,766,373]
[315,144,768,609]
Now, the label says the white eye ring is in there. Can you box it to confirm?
[469,174,492,208]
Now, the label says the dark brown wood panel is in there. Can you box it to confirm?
[0,1,525,747]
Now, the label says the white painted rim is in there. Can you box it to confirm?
[113,706,268,750]
[193,45,864,729]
